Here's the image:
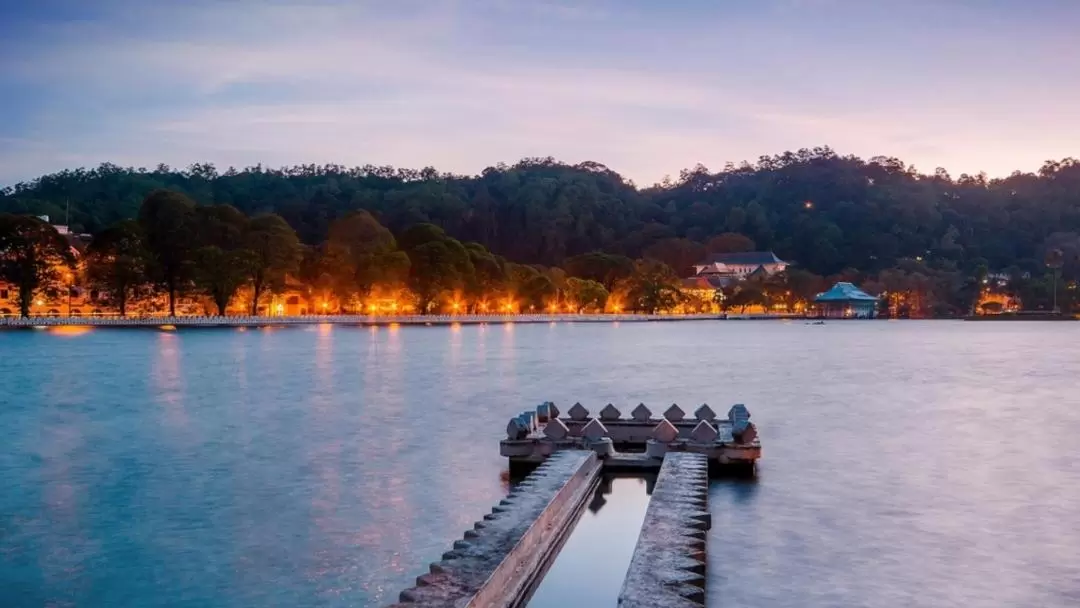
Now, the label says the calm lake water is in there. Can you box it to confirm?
[2,321,1079,607]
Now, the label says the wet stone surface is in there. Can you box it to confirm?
[618,453,710,608]
[388,450,599,608]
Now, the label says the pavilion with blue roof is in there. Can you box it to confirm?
[813,282,879,318]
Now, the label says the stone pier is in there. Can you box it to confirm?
[501,402,760,473]
[388,402,762,606]
[618,452,711,607]
[388,450,601,608]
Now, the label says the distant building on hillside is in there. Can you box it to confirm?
[679,275,733,305]
[0,216,96,317]
[691,251,790,279]
[813,282,879,319]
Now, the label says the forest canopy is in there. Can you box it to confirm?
[3,147,1080,286]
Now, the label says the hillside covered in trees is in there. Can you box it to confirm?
[4,147,1080,315]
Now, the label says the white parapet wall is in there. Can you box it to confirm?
[0,313,725,328]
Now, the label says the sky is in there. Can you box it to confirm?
[1,0,1079,187]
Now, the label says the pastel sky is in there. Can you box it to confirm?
[2,0,1079,187]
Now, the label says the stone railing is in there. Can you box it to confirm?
[501,401,761,469]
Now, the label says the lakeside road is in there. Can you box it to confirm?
[0,313,786,329]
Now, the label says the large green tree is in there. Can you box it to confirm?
[505,263,556,311]
[190,204,251,315]
[643,238,705,276]
[325,211,409,305]
[243,214,302,314]
[85,219,149,316]
[565,277,608,312]
[563,252,634,291]
[406,238,473,313]
[138,190,196,316]
[464,242,507,308]
[623,259,682,314]
[192,246,255,315]
[705,232,756,254]
[0,214,75,317]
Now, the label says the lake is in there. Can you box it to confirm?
[2,321,1079,607]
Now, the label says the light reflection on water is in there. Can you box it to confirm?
[1,321,1079,607]
[528,475,654,608]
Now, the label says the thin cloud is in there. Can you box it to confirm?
[1,0,1078,186]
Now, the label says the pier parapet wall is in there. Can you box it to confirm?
[388,450,601,608]
[501,402,760,471]
[618,452,711,608]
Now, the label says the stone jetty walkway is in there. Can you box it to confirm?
[618,453,711,607]
[387,401,760,606]
[389,451,601,608]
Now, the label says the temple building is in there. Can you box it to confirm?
[691,251,790,279]
[813,282,879,318]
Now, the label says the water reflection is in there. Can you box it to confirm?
[152,332,187,430]
[713,475,760,506]
[307,324,348,599]
[37,360,92,606]
[47,325,93,337]
[528,475,654,608]
[3,322,1080,607]
[354,325,417,599]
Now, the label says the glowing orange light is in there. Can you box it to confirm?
[391,302,399,312]
[35,299,43,307]
[49,325,92,336]
[159,324,176,331]
[452,301,461,312]
[275,303,284,315]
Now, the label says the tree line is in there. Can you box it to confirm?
[2,190,710,317]
[4,147,1080,316]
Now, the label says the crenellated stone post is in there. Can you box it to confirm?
[500,400,761,473]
